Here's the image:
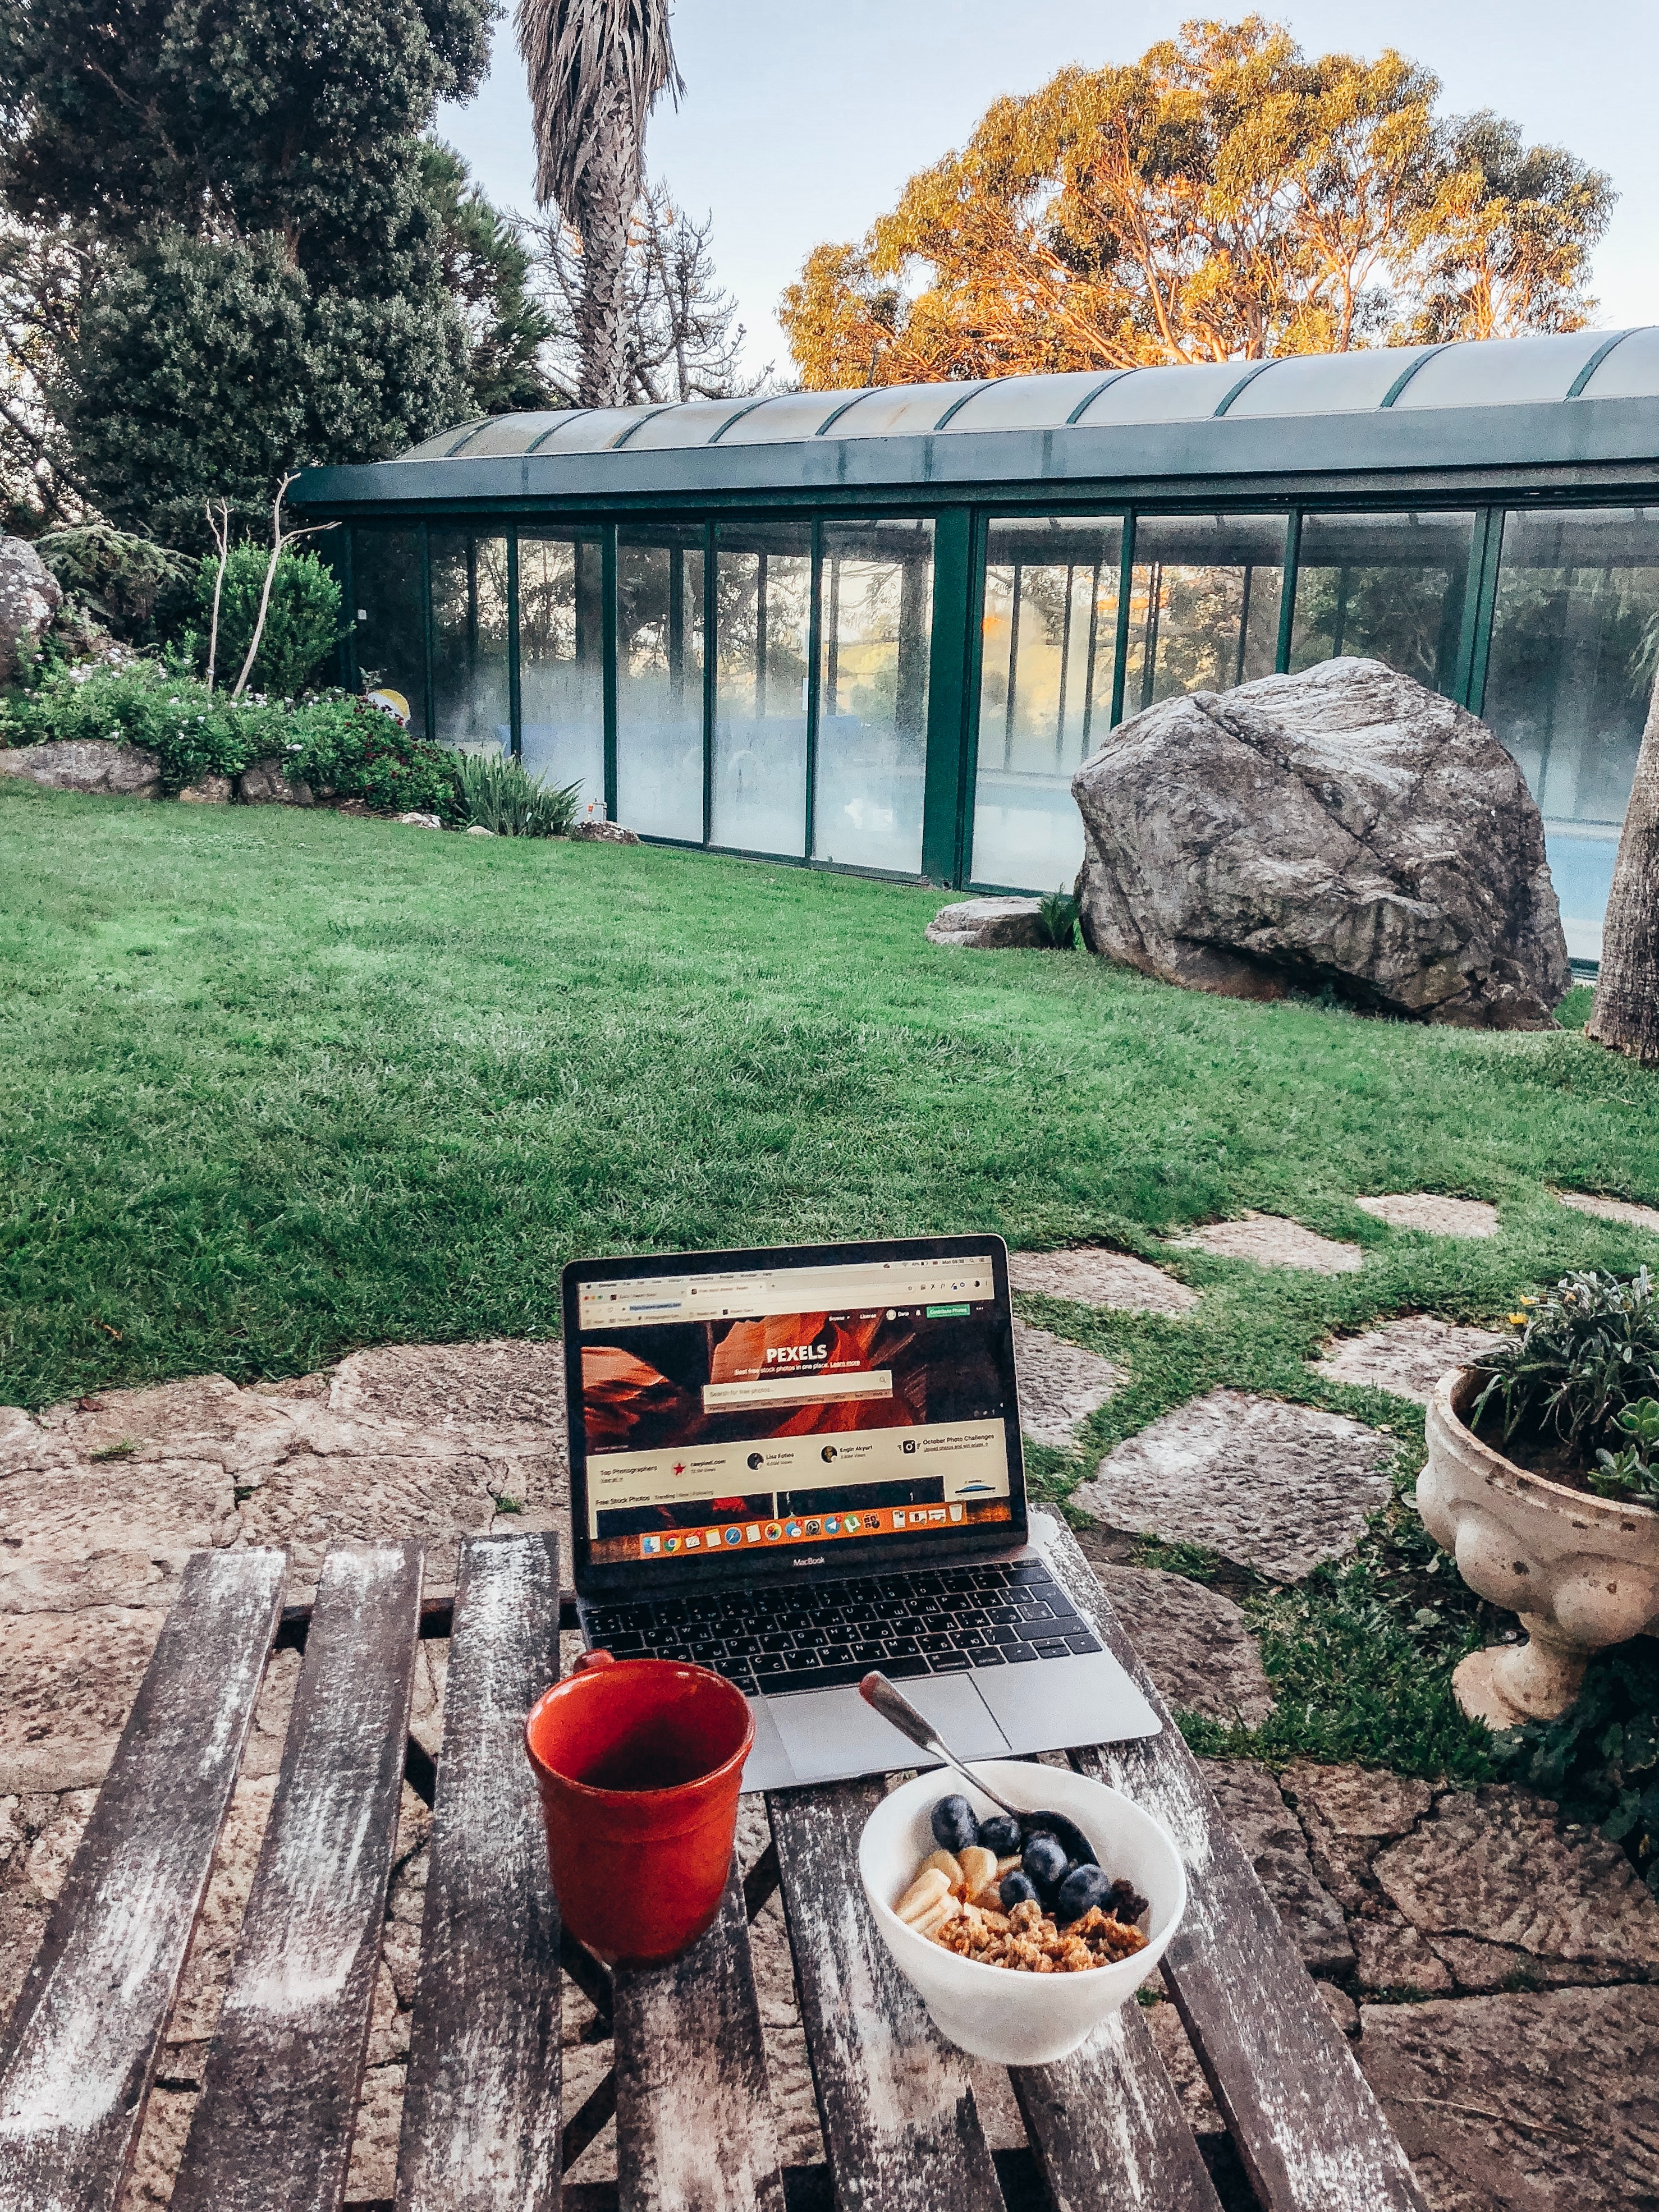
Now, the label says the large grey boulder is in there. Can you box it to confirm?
[0,738,160,798]
[1072,658,1570,1027]
[0,536,61,685]
[237,756,313,805]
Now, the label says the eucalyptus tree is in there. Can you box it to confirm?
[516,0,682,406]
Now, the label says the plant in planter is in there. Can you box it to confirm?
[1418,1268,1659,1728]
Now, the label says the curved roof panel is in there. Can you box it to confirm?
[616,397,759,447]
[1074,361,1255,424]
[717,389,871,443]
[1388,330,1618,410]
[452,411,579,457]
[1580,328,1659,400]
[937,371,1130,431]
[1223,348,1435,416]
[822,383,991,437]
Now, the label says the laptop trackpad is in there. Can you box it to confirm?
[768,1676,1011,1788]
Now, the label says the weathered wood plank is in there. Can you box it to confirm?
[1038,1514,1427,2212]
[394,1532,563,2212]
[170,1540,425,2212]
[612,1862,785,2212]
[1011,2007,1223,2212]
[768,1782,1003,2212]
[0,1548,288,2212]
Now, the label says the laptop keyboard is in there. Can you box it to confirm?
[581,1559,1102,1699]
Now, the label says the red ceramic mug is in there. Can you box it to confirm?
[524,1650,755,1967]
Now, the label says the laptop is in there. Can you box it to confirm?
[563,1233,1160,1791]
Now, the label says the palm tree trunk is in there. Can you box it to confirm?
[1587,671,1659,1063]
[574,81,638,406]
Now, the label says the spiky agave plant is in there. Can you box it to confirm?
[516,0,682,406]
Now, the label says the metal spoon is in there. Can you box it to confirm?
[859,1671,1097,1865]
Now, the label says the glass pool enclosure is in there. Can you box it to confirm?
[294,329,1659,962]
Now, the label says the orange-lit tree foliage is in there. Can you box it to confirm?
[780,18,1612,388]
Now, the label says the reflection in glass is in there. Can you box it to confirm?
[618,525,705,839]
[1290,511,1472,690]
[971,515,1122,889]
[713,521,810,855]
[351,528,427,734]
[430,530,510,750]
[518,533,604,802]
[1485,506,1659,960]
[815,517,934,873]
[1125,513,1285,712]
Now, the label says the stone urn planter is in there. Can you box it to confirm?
[1419,1367,1659,1727]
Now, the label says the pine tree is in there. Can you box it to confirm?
[0,0,495,541]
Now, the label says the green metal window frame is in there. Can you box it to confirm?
[345,481,1629,896]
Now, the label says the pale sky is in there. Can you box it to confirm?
[437,0,1659,384]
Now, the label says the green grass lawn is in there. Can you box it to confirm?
[6,781,1657,1780]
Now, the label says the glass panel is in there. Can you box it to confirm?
[517,532,604,805]
[617,523,705,840]
[1484,506,1659,962]
[815,517,934,873]
[938,372,1120,434]
[351,527,427,733]
[712,520,812,855]
[1076,365,1248,426]
[1391,331,1607,411]
[1290,511,1473,692]
[430,530,510,751]
[1125,513,1285,713]
[970,515,1122,890]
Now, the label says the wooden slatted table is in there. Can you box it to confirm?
[0,1523,1427,2212]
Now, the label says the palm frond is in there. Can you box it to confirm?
[516,0,682,213]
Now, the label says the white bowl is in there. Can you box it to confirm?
[859,1761,1187,2066]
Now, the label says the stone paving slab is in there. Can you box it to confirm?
[1359,1985,1659,2211]
[1557,1189,1659,1235]
[1373,1786,1659,1989]
[1010,1315,1121,1447]
[1172,1211,1363,1273]
[1313,1317,1505,1405]
[1199,1757,1354,1974]
[0,1605,166,1793]
[1074,1545,1275,1726]
[1072,1389,1394,1580]
[1008,1246,1200,1314]
[1355,1195,1500,1238]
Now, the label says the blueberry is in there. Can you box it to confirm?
[975,1813,1021,1857]
[1021,1832,1069,1895]
[999,1870,1039,1910]
[1056,1864,1114,1923]
[930,1795,980,1855]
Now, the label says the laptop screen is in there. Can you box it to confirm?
[563,1237,1024,1590]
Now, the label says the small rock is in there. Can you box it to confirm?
[925,896,1044,949]
[236,757,312,805]
[1354,1194,1499,1238]
[393,811,442,828]
[1313,1317,1505,1405]
[1011,1316,1120,1447]
[1142,1995,1225,2135]
[465,824,494,836]
[1174,1212,1363,1274]
[0,535,62,683]
[1008,1247,1199,1315]
[1076,1550,1275,1726]
[1318,1981,1360,2036]
[1558,1190,1659,1235]
[569,819,641,843]
[0,738,161,798]
[1073,1389,1392,1581]
[1200,1759,1354,1974]
[1359,1985,1659,2210]
[1282,1761,1435,1841]
[175,773,232,805]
